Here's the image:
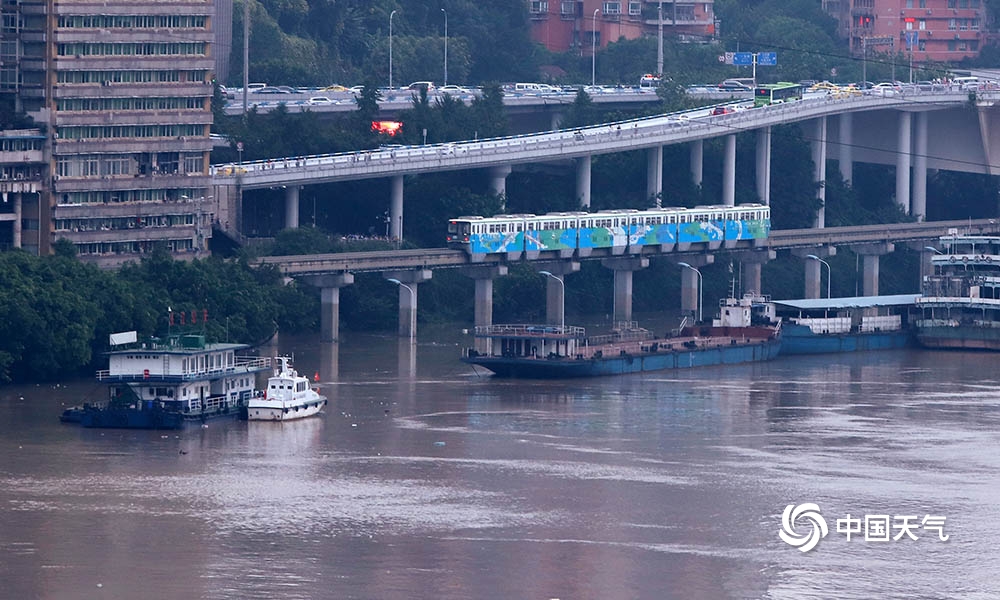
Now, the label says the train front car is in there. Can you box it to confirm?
[447,215,528,260]
[725,204,770,244]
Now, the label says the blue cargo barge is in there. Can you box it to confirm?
[773,295,918,355]
[463,296,781,378]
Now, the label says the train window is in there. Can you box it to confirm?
[526,222,535,231]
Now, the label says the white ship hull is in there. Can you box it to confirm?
[247,398,327,421]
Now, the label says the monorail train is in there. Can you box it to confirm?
[447,204,770,255]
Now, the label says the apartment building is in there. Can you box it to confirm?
[0,0,216,267]
[825,0,986,62]
[528,0,715,54]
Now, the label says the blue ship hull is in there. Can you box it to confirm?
[781,324,911,355]
[79,403,244,429]
[464,339,781,378]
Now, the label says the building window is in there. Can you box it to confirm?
[948,18,956,30]
[959,0,968,7]
[918,40,926,51]
[971,18,979,30]
[919,19,926,30]
[906,20,913,30]
[560,1,575,15]
[530,1,548,13]
[603,1,621,15]
[919,0,926,7]
[948,40,957,51]
[906,0,913,7]
[628,1,641,15]
[947,0,956,7]
[971,40,979,50]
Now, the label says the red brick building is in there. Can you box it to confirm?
[824,0,986,62]
[528,0,716,54]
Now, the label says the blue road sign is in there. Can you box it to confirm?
[905,31,918,50]
[733,52,753,66]
[757,52,777,66]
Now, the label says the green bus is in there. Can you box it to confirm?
[754,82,803,107]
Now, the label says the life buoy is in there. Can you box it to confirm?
[950,256,958,263]
[987,256,993,263]
[962,256,969,264]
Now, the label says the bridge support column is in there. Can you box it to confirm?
[855,243,894,297]
[755,127,772,205]
[384,269,433,340]
[908,242,937,290]
[284,185,300,229]
[673,255,714,318]
[488,165,512,209]
[812,117,827,228]
[576,155,592,208]
[10,193,22,248]
[646,146,663,207]
[722,134,736,206]
[793,247,836,299]
[535,262,580,327]
[896,112,912,214]
[601,257,650,324]
[389,174,404,241]
[300,273,355,343]
[839,113,853,185]
[691,139,703,188]
[459,265,508,353]
[913,112,928,221]
[550,111,564,130]
[733,249,776,296]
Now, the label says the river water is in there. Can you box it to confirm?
[2,323,999,599]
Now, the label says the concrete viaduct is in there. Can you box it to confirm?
[258,218,1000,342]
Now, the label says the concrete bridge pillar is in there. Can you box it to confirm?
[601,256,650,324]
[855,243,894,297]
[384,269,433,340]
[733,249,777,296]
[646,146,663,207]
[912,112,928,221]
[909,242,938,290]
[459,265,508,353]
[691,139,703,188]
[722,134,736,206]
[576,155,592,208]
[793,247,836,300]
[755,127,772,205]
[673,255,714,319]
[12,193,22,248]
[389,174,404,241]
[896,112,912,214]
[812,117,827,229]
[300,273,355,343]
[488,165,512,208]
[839,113,853,185]
[284,185,300,229]
[535,262,580,327]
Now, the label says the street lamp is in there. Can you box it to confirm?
[538,270,565,332]
[657,0,663,75]
[389,10,398,90]
[806,254,832,299]
[441,8,448,87]
[924,246,943,255]
[387,278,415,342]
[677,262,703,323]
[592,9,600,87]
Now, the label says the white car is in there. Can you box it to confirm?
[438,85,470,95]
[307,96,333,105]
[870,83,899,97]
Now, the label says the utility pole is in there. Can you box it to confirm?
[242,0,249,115]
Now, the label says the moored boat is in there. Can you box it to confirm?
[916,234,1000,350]
[773,295,916,355]
[246,357,328,421]
[462,294,781,378]
[71,330,271,430]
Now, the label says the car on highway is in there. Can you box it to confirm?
[808,81,839,93]
[254,87,288,94]
[218,165,248,175]
[307,96,333,105]
[322,84,350,92]
[870,82,900,96]
[438,85,471,95]
[711,106,736,115]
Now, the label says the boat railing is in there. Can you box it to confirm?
[475,324,586,337]
[588,328,653,346]
[96,356,272,381]
[917,296,1000,307]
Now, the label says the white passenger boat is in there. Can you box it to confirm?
[247,357,327,421]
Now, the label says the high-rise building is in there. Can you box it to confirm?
[528,0,716,55]
[825,0,985,63]
[0,0,216,267]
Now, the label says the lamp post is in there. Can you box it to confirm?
[387,278,415,342]
[441,8,448,87]
[677,262,703,323]
[592,9,600,87]
[538,270,564,332]
[389,10,397,90]
[657,0,663,75]
[924,246,942,255]
[806,254,832,299]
